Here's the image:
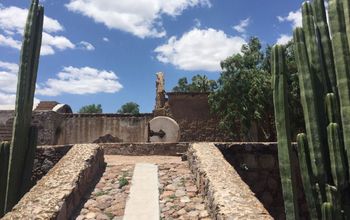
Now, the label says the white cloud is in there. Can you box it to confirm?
[0,6,76,55]
[154,28,246,72]
[0,34,21,49]
[276,34,292,45]
[103,37,109,42]
[41,32,75,55]
[78,41,95,51]
[0,6,64,35]
[233,17,251,33]
[0,61,18,93]
[65,0,211,38]
[277,9,302,29]
[0,60,39,110]
[37,66,123,96]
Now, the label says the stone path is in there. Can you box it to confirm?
[74,164,134,220]
[124,163,159,220]
[74,155,212,220]
[159,163,211,220]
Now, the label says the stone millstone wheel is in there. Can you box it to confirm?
[149,116,180,143]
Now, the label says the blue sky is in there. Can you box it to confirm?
[0,0,304,113]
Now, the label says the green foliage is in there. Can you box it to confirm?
[117,102,140,114]
[118,175,129,189]
[209,37,271,139]
[78,104,102,113]
[209,37,303,140]
[172,75,217,92]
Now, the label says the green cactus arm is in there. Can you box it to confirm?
[322,202,335,220]
[329,0,350,180]
[312,0,338,95]
[342,0,350,47]
[293,27,329,200]
[325,93,338,124]
[5,0,41,211]
[296,133,321,219]
[20,126,38,197]
[272,45,300,220]
[302,2,329,93]
[27,5,43,113]
[327,123,347,189]
[0,142,9,217]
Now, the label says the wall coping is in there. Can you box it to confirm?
[3,144,105,219]
[187,142,273,219]
[62,113,153,117]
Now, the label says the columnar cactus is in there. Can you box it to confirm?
[328,0,350,180]
[293,27,329,201]
[3,0,43,213]
[0,142,10,216]
[272,0,350,219]
[272,45,300,220]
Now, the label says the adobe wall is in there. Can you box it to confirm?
[166,93,233,142]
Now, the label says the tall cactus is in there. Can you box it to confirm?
[296,133,320,219]
[328,0,350,180]
[293,27,328,200]
[0,142,10,217]
[272,0,350,218]
[4,0,43,213]
[272,45,300,220]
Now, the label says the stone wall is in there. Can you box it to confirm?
[32,145,73,184]
[0,111,153,145]
[102,142,188,156]
[217,142,309,220]
[187,143,272,219]
[3,144,105,220]
[56,113,153,144]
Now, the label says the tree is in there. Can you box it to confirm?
[209,37,303,140]
[117,102,140,114]
[172,74,217,92]
[78,104,102,113]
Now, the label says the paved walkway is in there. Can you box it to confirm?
[74,155,212,220]
[123,163,159,220]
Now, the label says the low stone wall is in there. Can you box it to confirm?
[187,142,272,219]
[32,144,73,184]
[217,142,309,220]
[3,144,105,219]
[102,142,189,156]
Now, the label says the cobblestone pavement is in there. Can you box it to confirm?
[159,163,211,220]
[74,164,134,220]
[74,156,212,220]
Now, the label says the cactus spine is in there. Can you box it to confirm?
[2,0,43,214]
[272,45,300,220]
[272,0,350,218]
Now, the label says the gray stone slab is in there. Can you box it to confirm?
[123,163,159,220]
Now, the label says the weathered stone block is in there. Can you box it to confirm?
[3,144,105,219]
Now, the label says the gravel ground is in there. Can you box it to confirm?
[73,164,134,220]
[159,162,212,220]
